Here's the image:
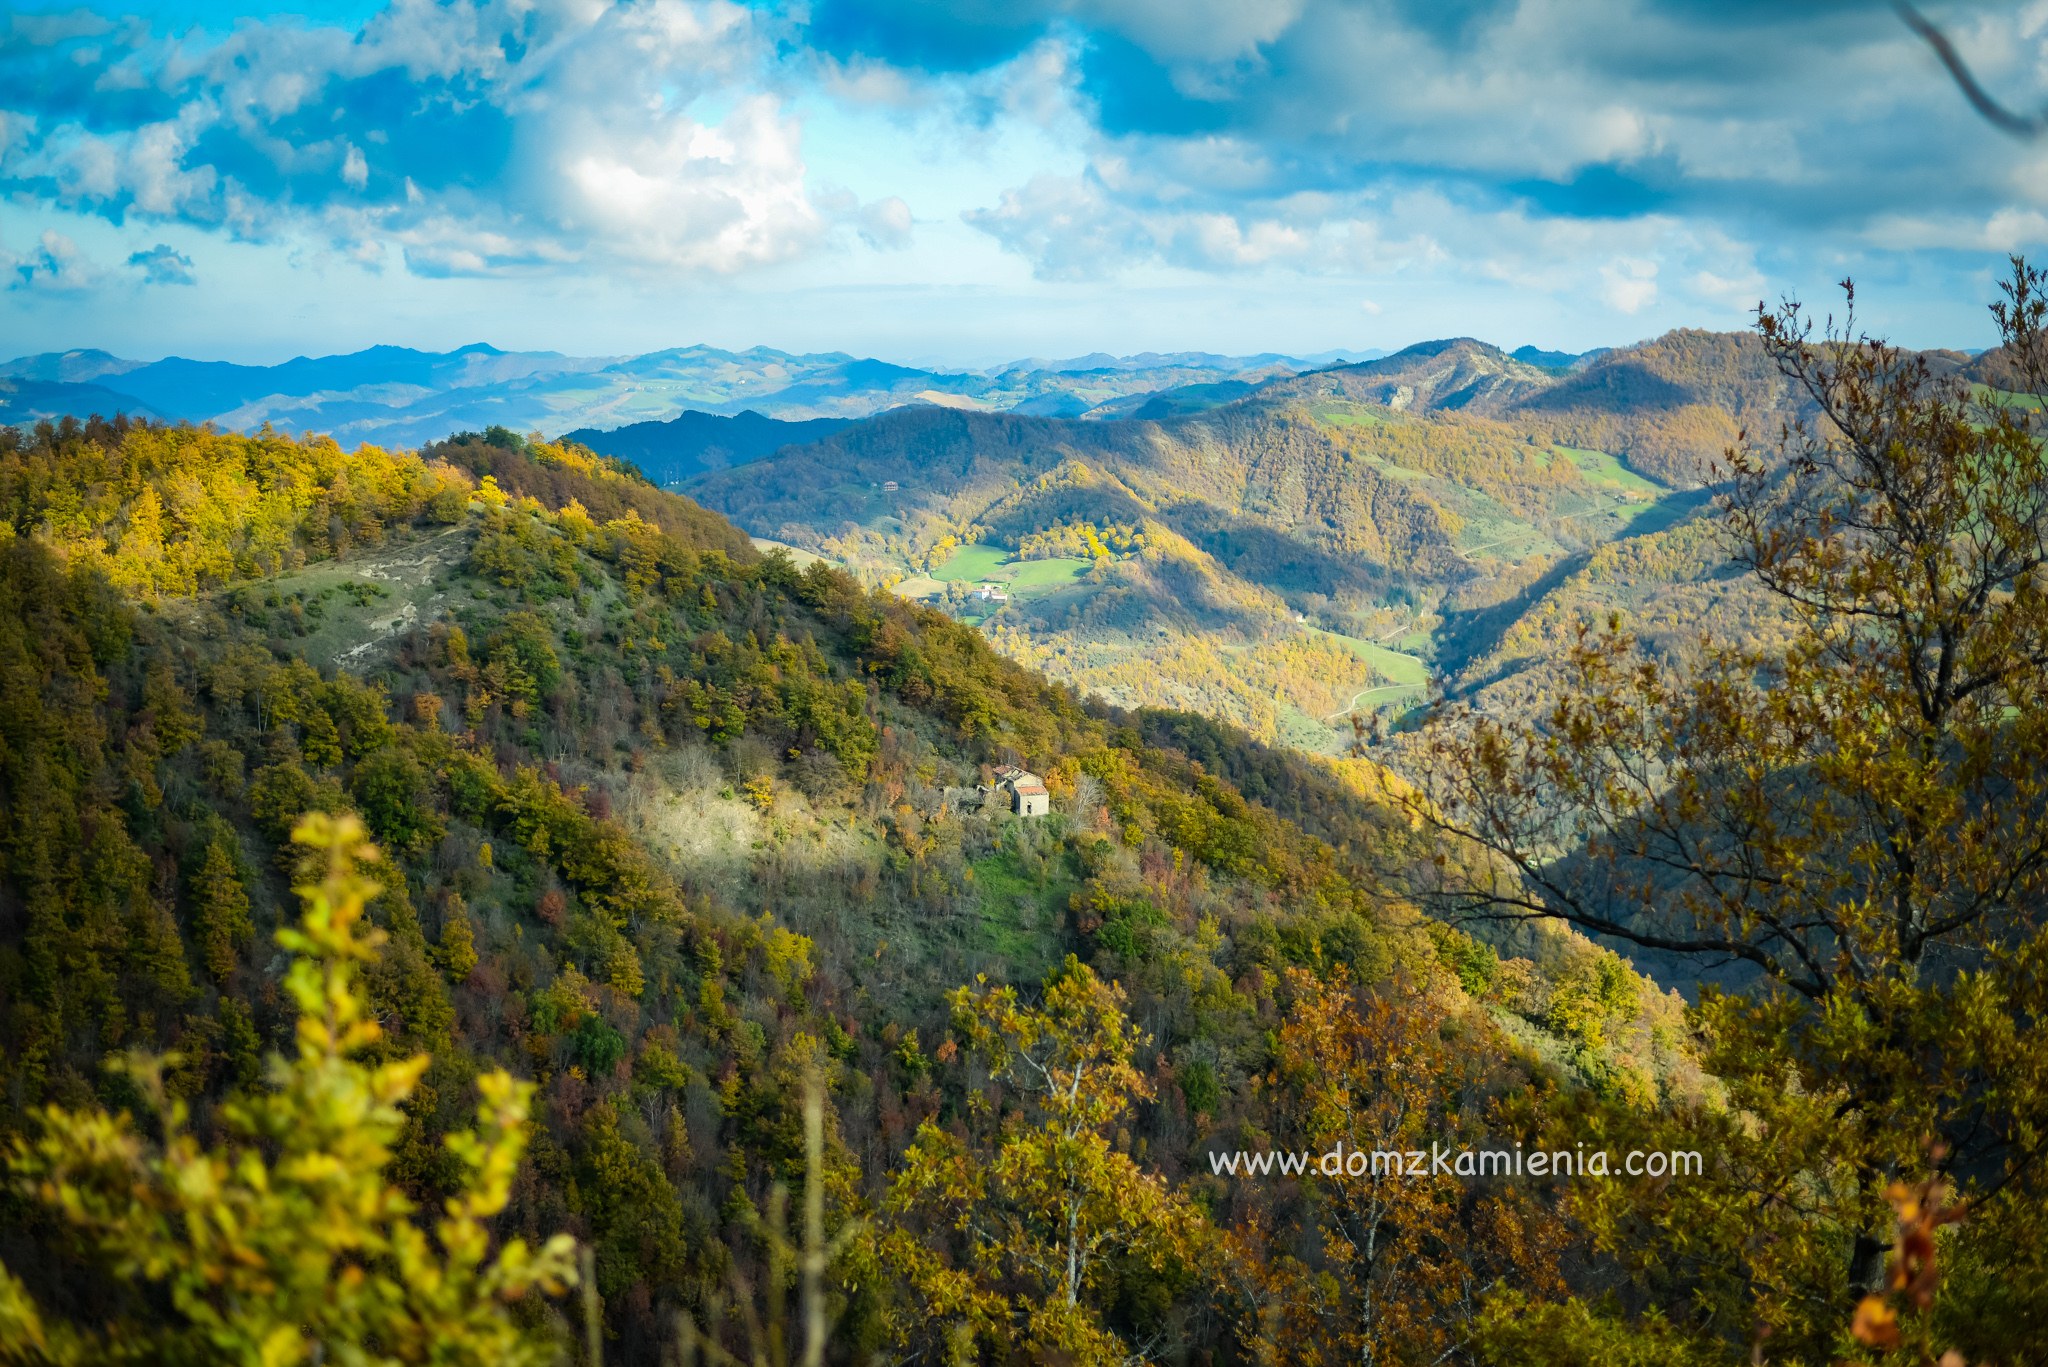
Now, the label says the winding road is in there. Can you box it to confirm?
[1321,681,1427,723]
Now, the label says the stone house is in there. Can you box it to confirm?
[984,764,1050,817]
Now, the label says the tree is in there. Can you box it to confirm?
[880,957,1207,1365]
[437,905,479,984]
[1409,262,2048,1352]
[0,813,577,1365]
[187,831,253,984]
[1234,968,1563,1367]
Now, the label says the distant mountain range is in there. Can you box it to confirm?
[559,410,856,486]
[0,342,1407,449]
[665,329,2008,749]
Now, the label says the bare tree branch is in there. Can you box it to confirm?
[1895,0,2048,138]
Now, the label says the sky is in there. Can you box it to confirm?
[3,0,2048,366]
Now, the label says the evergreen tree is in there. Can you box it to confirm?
[188,834,253,984]
[0,814,578,1365]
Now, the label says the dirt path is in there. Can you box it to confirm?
[1321,682,1426,723]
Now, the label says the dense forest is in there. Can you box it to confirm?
[2,266,2047,1367]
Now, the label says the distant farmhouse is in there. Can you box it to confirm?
[973,583,1010,603]
[881,480,899,492]
[985,764,1049,817]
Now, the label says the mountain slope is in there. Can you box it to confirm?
[0,414,1706,1360]
[561,409,852,485]
[1258,338,1558,413]
[682,395,1691,750]
[0,344,1367,449]
[0,376,170,425]
[1503,328,1808,485]
[670,324,1889,756]
[0,348,145,384]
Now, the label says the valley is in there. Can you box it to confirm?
[675,335,1769,759]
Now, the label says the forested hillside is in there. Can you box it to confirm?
[5,274,2047,1367]
[562,411,852,486]
[682,350,1709,752]
[0,413,1717,1365]
[675,325,2014,762]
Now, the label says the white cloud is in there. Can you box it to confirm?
[1088,0,1306,65]
[1,0,827,279]
[963,173,1152,280]
[1599,257,1658,315]
[550,94,822,273]
[128,241,197,285]
[1864,207,2048,253]
[6,230,101,293]
[857,196,914,250]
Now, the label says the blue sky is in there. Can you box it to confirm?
[2,0,2045,365]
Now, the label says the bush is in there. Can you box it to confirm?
[0,814,577,1365]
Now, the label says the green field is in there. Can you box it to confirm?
[1971,384,2046,411]
[204,523,475,671]
[750,536,834,569]
[930,544,1092,592]
[1361,454,1431,482]
[1558,446,1664,497]
[968,849,1071,979]
[1315,629,1430,685]
[930,543,1010,581]
[1310,402,1387,430]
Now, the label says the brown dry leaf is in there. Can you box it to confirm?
[1849,1295,1900,1348]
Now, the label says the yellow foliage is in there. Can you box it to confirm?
[0,814,576,1366]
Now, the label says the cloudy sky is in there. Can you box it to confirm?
[3,0,2045,364]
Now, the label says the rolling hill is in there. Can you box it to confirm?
[670,326,2009,760]
[560,409,852,485]
[0,342,1379,450]
[0,413,1697,1363]
[680,362,1702,751]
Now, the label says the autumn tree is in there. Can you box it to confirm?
[1410,261,2048,1354]
[186,825,253,984]
[880,956,1208,1365]
[1233,968,1563,1366]
[0,814,577,1365]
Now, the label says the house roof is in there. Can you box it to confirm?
[1013,782,1047,797]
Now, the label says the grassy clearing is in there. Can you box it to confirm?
[1308,401,1388,430]
[931,543,1010,581]
[1394,627,1435,654]
[1360,455,1430,482]
[1008,557,1092,587]
[1314,629,1430,685]
[1278,702,1341,754]
[1307,628,1432,732]
[1972,384,2047,412]
[968,848,1070,978]
[750,536,835,569]
[1558,446,1664,497]
[931,544,1091,595]
[1454,516,1561,560]
[215,523,474,671]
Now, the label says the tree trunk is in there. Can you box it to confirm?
[1849,1230,1888,1297]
